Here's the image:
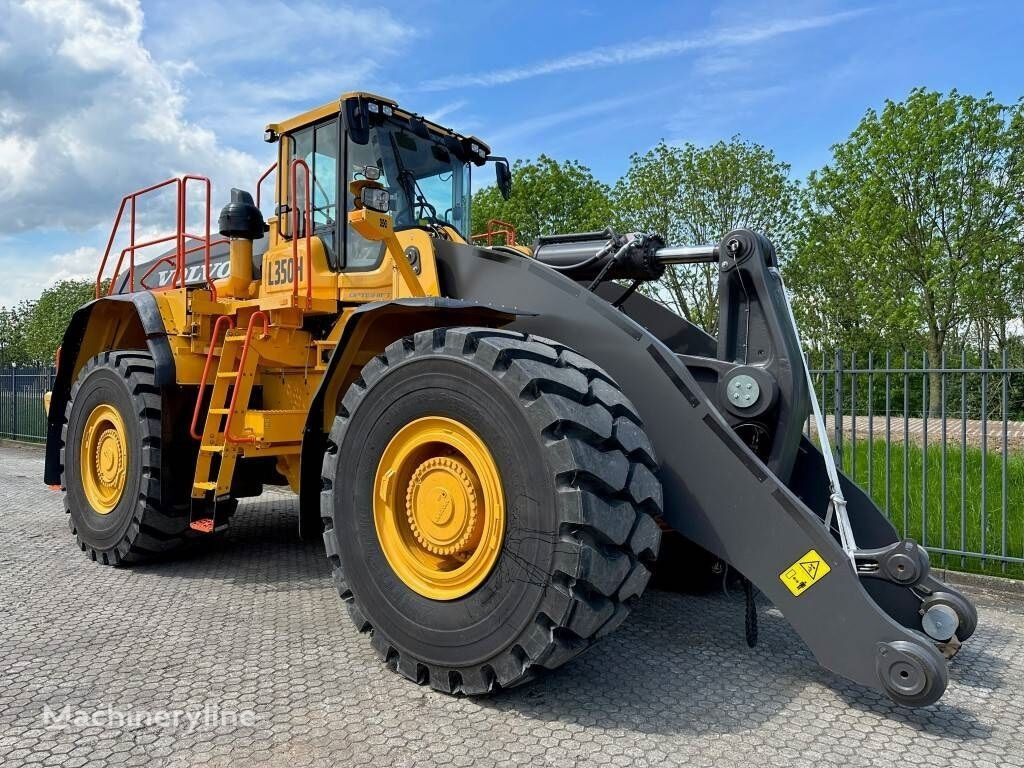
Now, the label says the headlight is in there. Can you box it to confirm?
[361,187,390,213]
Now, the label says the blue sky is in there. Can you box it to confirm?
[0,0,1021,306]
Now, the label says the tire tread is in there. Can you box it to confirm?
[321,327,663,695]
[60,350,192,564]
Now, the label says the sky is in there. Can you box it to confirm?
[0,0,1021,307]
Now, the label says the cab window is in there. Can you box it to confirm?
[344,133,387,270]
[287,120,340,267]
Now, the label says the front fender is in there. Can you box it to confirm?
[297,297,526,539]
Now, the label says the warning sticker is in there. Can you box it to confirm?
[779,549,831,596]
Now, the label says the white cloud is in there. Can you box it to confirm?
[50,245,102,275]
[419,9,869,91]
[143,0,410,70]
[0,0,414,239]
[424,100,468,125]
[0,0,263,235]
[0,0,417,308]
[665,83,791,144]
[142,0,414,136]
[0,237,106,307]
[485,92,657,147]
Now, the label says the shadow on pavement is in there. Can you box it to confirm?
[129,493,1000,740]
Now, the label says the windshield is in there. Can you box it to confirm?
[348,121,472,237]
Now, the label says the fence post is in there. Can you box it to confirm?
[867,350,874,498]
[10,364,16,440]
[851,351,858,482]
[921,350,928,548]
[902,350,910,537]
[960,348,967,569]
[885,350,891,516]
[981,348,988,565]
[1001,347,1009,574]
[833,350,844,467]
[940,350,947,569]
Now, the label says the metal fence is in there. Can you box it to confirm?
[808,351,1024,576]
[1,354,1021,576]
[0,365,56,443]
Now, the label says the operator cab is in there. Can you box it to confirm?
[265,92,511,273]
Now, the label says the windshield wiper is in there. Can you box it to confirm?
[389,132,440,225]
[388,134,428,218]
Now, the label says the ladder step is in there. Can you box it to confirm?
[216,372,241,378]
[193,481,218,491]
[189,518,228,534]
[208,408,230,415]
[199,445,224,453]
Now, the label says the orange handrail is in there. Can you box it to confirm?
[190,315,235,441]
[138,237,230,291]
[471,218,518,247]
[97,175,216,299]
[182,175,215,301]
[97,177,182,298]
[224,312,270,444]
[100,163,290,299]
[107,232,179,295]
[256,162,277,210]
[289,159,313,308]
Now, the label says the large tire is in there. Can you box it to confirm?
[60,350,192,564]
[321,327,662,694]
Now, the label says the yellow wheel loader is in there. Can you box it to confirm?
[43,93,975,706]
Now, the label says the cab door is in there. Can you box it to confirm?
[265,119,341,299]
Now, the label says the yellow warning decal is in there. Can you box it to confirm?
[779,549,831,596]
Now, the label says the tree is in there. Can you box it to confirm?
[613,138,799,333]
[21,280,95,364]
[0,303,29,364]
[789,89,1024,413]
[471,155,614,245]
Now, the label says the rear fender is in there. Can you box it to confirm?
[43,293,174,484]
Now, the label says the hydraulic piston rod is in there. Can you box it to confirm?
[654,244,719,265]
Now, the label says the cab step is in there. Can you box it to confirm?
[189,517,228,534]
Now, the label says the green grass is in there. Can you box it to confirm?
[840,438,1024,579]
[4,384,1023,578]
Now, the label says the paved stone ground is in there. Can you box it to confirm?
[1,441,1022,768]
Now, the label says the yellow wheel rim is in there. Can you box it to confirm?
[374,416,505,600]
[80,404,128,515]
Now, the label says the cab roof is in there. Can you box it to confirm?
[265,91,491,158]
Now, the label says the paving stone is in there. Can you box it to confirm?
[0,440,1021,767]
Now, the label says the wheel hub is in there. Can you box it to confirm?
[95,429,124,485]
[374,416,505,600]
[405,457,481,556]
[80,404,128,515]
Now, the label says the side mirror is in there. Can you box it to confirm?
[344,96,370,146]
[493,158,512,200]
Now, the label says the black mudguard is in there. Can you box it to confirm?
[431,235,969,705]
[299,297,522,539]
[43,292,174,485]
